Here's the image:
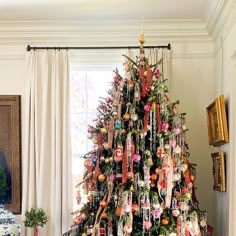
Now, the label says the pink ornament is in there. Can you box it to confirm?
[88,127,93,133]
[152,208,163,218]
[174,127,181,135]
[161,122,169,131]
[169,139,176,147]
[114,76,119,83]
[132,153,141,162]
[144,220,152,230]
[154,69,161,78]
[144,103,151,112]
[105,97,111,103]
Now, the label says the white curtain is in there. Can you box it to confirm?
[22,50,72,236]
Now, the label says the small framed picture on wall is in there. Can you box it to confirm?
[211,151,226,192]
[206,95,229,147]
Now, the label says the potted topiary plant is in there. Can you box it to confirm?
[23,208,48,236]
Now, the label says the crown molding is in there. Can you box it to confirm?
[0,19,211,45]
[206,0,236,39]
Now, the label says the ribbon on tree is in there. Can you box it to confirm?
[139,64,147,96]
[146,64,152,91]
[165,156,174,208]
[107,117,114,149]
[92,192,108,236]
[122,133,135,183]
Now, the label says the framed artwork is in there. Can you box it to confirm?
[211,151,226,192]
[0,95,21,213]
[206,95,229,147]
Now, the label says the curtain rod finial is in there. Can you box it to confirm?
[26,45,31,52]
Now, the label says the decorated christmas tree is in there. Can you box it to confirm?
[66,35,207,236]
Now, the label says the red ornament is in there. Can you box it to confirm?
[154,69,161,78]
[132,203,140,213]
[114,76,119,83]
[99,228,106,234]
[114,147,123,162]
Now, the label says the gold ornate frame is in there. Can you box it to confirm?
[211,151,226,192]
[0,95,21,213]
[206,95,229,147]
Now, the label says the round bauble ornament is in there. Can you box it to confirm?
[144,103,151,112]
[115,206,123,217]
[121,128,126,134]
[169,139,176,147]
[172,209,180,217]
[131,113,138,121]
[144,220,152,230]
[99,227,106,234]
[101,212,108,219]
[173,145,181,154]
[150,181,155,188]
[114,76,119,83]
[128,80,134,88]
[105,97,111,103]
[181,163,188,172]
[123,113,130,121]
[73,216,82,225]
[132,153,141,163]
[84,159,93,168]
[124,223,132,233]
[100,200,107,208]
[115,122,121,129]
[161,121,169,131]
[154,69,161,78]
[87,194,94,202]
[132,203,140,213]
[150,173,158,181]
[100,128,108,134]
[174,173,181,181]
[92,137,98,144]
[181,187,188,194]
[161,217,169,225]
[174,127,181,135]
[98,173,106,182]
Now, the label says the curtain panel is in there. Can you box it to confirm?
[22,50,72,236]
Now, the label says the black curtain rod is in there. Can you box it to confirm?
[26,44,171,52]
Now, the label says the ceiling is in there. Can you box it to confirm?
[0,0,208,21]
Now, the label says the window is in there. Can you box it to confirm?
[70,55,124,210]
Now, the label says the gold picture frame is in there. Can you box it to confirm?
[0,95,21,213]
[206,95,229,147]
[211,151,226,192]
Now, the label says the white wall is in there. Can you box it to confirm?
[213,2,236,234]
[0,21,216,233]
